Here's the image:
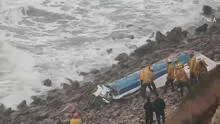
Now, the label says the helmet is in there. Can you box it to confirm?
[176,63,184,69]
[73,112,79,118]
[167,58,172,63]
[149,66,154,71]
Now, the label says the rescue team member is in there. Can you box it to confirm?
[70,112,82,124]
[140,66,158,98]
[195,59,208,82]
[175,63,190,97]
[164,58,175,93]
[189,52,197,85]
[153,94,166,124]
[144,97,154,124]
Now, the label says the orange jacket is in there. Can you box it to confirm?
[167,64,175,79]
[189,56,197,74]
[175,68,188,82]
[140,67,154,83]
[70,119,81,124]
[196,60,208,76]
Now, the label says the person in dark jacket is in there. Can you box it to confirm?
[153,95,166,124]
[144,97,154,124]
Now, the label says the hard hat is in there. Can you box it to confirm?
[167,58,172,63]
[73,112,79,118]
[149,66,154,71]
[176,63,183,69]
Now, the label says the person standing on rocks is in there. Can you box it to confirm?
[164,58,175,93]
[70,112,82,124]
[153,94,166,124]
[195,59,208,83]
[189,52,197,85]
[144,97,154,124]
[140,66,158,98]
[175,63,190,97]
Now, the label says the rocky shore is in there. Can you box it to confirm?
[1,6,220,124]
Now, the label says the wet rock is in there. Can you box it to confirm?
[195,24,208,34]
[66,78,80,89]
[43,79,52,87]
[61,83,70,90]
[126,34,135,39]
[31,96,43,105]
[0,104,5,114]
[115,53,129,62]
[167,27,186,43]
[47,89,60,101]
[3,108,13,116]
[203,5,213,15]
[107,48,113,54]
[156,31,168,42]
[17,100,27,110]
[90,69,100,74]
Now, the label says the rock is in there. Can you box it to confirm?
[65,78,80,89]
[60,103,76,113]
[203,5,213,15]
[47,89,61,101]
[3,108,13,116]
[90,69,100,74]
[42,79,52,87]
[126,34,135,39]
[155,31,168,42]
[48,99,64,109]
[0,104,5,114]
[115,53,129,62]
[17,100,27,110]
[126,24,133,27]
[166,27,185,43]
[107,48,113,54]
[61,83,70,90]
[34,111,49,121]
[195,24,208,34]
[31,96,43,105]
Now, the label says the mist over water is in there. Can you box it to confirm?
[0,0,219,108]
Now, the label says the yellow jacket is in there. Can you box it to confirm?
[189,56,197,74]
[175,68,188,82]
[140,67,154,84]
[195,61,208,75]
[70,119,81,124]
[167,64,175,79]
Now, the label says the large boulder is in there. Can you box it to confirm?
[42,79,52,87]
[155,31,168,43]
[17,100,27,110]
[115,53,129,62]
[195,24,208,34]
[167,27,186,43]
[65,78,80,89]
[203,5,213,15]
[31,96,43,105]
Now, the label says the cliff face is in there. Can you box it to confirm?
[167,66,220,124]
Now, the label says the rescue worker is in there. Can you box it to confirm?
[140,66,158,98]
[175,63,190,97]
[70,112,82,124]
[164,58,175,93]
[144,97,154,124]
[189,52,197,85]
[153,94,166,124]
[195,59,208,82]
